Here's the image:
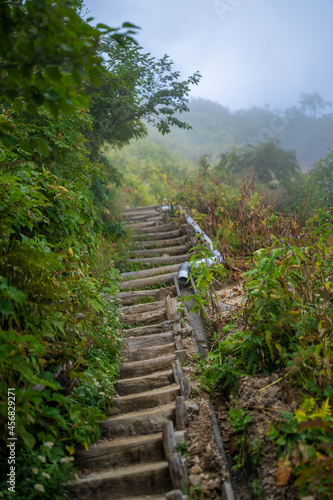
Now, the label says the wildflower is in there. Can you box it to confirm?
[43,441,54,448]
[287,244,291,248]
[38,455,46,463]
[32,468,39,475]
[279,238,283,243]
[94,381,100,387]
[60,456,74,463]
[297,235,300,239]
[42,472,50,479]
[288,233,292,237]
[34,484,45,493]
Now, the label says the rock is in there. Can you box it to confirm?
[186,402,199,413]
[189,474,201,487]
[193,455,200,464]
[189,442,205,454]
[228,435,240,457]
[206,478,221,489]
[190,464,203,475]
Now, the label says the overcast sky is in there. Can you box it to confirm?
[82,0,333,111]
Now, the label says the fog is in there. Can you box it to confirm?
[82,0,333,111]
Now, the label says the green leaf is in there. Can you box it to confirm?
[43,90,60,101]
[0,300,14,315]
[31,93,44,106]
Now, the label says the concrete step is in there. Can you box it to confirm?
[100,403,175,438]
[115,369,174,396]
[69,461,171,499]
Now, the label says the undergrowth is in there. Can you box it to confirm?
[180,176,333,498]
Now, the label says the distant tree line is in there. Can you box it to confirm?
[147,94,333,170]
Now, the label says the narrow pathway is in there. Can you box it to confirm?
[70,205,192,499]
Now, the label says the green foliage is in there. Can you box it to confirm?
[0,0,137,128]
[228,402,252,470]
[229,404,252,434]
[268,398,333,499]
[0,1,202,495]
[105,137,194,207]
[217,139,300,190]
[1,442,75,499]
[176,441,189,460]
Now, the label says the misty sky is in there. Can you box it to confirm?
[82,0,333,111]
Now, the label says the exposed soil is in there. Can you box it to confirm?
[179,285,304,500]
[180,321,229,498]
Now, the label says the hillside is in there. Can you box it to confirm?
[146,96,333,170]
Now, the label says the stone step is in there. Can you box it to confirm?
[124,342,175,363]
[100,403,175,438]
[121,354,176,379]
[115,369,174,396]
[69,461,171,499]
[113,384,180,414]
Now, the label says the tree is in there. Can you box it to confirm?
[250,139,300,188]
[0,0,137,146]
[84,38,201,159]
[299,92,332,118]
[215,139,300,190]
[308,148,333,204]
